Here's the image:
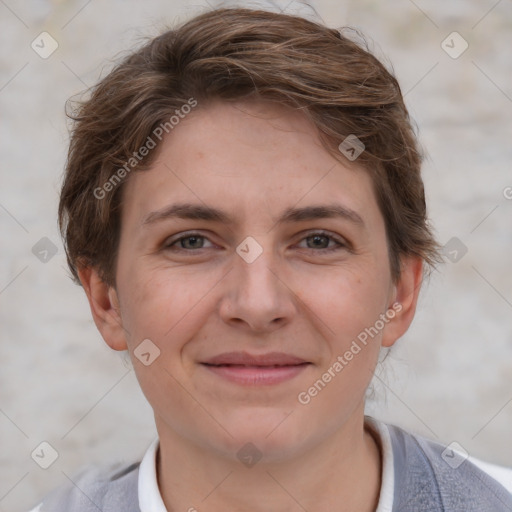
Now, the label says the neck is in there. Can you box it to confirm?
[156,410,382,512]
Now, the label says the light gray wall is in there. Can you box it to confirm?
[1,1,511,510]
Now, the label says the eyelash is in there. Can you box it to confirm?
[163,231,348,254]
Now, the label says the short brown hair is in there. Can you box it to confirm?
[58,6,441,288]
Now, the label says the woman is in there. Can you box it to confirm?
[30,5,512,511]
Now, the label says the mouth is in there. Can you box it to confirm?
[200,361,312,386]
[202,362,311,369]
[202,351,309,366]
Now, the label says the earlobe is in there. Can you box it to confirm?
[77,265,128,351]
[381,256,423,348]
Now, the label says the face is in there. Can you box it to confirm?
[92,100,419,462]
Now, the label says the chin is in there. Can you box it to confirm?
[212,414,313,462]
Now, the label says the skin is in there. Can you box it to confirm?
[79,99,423,512]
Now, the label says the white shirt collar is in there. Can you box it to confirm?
[365,416,395,512]
[138,437,167,512]
[138,417,395,512]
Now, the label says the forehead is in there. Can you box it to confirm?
[120,100,382,232]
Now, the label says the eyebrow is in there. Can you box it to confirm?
[142,202,364,228]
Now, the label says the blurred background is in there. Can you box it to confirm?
[1,0,511,510]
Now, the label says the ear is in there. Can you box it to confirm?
[381,256,423,348]
[77,265,128,351]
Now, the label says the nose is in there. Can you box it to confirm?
[218,242,296,334]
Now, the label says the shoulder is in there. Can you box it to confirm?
[28,460,141,512]
[385,422,512,512]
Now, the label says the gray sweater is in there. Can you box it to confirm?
[31,422,512,511]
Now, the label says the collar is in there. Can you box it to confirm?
[138,437,167,512]
[365,416,395,512]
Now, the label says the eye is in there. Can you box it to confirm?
[163,230,348,253]
[164,232,214,251]
[296,231,347,252]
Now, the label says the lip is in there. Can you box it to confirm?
[201,363,311,386]
[202,351,308,366]
[200,351,311,386]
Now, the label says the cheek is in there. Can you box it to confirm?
[305,265,389,339]
[299,273,388,409]
[118,264,218,353]
[300,267,390,404]
[117,268,200,409]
